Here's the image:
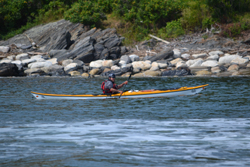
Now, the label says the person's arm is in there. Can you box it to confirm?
[117,81,128,89]
[110,88,123,93]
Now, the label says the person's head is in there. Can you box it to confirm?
[108,73,116,82]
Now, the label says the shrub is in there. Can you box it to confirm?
[35,1,69,24]
[0,0,36,33]
[64,0,106,27]
[205,0,250,23]
[220,23,242,37]
[165,19,185,38]
[181,0,211,31]
[112,0,184,28]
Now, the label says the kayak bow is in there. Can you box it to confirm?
[31,84,208,100]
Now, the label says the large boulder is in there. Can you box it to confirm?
[28,61,53,69]
[132,61,151,71]
[0,59,12,64]
[192,53,207,59]
[181,53,191,59]
[100,66,132,77]
[148,48,174,61]
[173,49,182,58]
[102,60,114,67]
[62,59,73,67]
[1,20,79,52]
[0,46,10,53]
[201,60,219,67]
[73,44,95,63]
[196,70,212,76]
[218,54,241,65]
[22,59,36,67]
[208,51,224,56]
[129,54,140,62]
[90,60,103,68]
[186,58,204,67]
[16,53,29,60]
[227,64,239,72]
[104,35,121,49]
[162,68,191,76]
[99,48,109,60]
[120,55,132,64]
[0,63,24,76]
[24,68,46,76]
[41,65,65,76]
[170,58,183,66]
[231,57,249,65]
[133,70,161,77]
[109,46,121,59]
[94,43,105,60]
[207,54,219,60]
[64,63,79,73]
[49,49,68,58]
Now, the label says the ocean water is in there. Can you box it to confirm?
[0,76,250,166]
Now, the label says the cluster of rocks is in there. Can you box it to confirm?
[1,19,250,77]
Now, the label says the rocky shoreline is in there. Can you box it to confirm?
[1,19,250,77]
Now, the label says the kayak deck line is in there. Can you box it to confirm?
[31,84,209,99]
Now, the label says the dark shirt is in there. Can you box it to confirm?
[104,80,117,90]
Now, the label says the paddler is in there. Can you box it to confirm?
[101,73,128,94]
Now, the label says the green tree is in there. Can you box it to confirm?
[205,0,250,23]
[64,0,107,27]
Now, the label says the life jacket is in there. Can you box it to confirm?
[101,80,117,94]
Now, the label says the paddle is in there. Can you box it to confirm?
[119,67,133,98]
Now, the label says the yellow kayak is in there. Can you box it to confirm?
[31,84,208,100]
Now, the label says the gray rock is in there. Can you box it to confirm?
[192,53,207,59]
[181,53,191,59]
[42,65,66,76]
[25,68,48,76]
[94,43,105,59]
[1,20,83,53]
[104,35,121,49]
[100,66,132,77]
[162,68,191,76]
[20,45,32,50]
[49,49,67,58]
[120,46,127,55]
[73,60,84,67]
[11,60,23,66]
[148,48,174,62]
[242,36,250,44]
[64,63,79,73]
[129,54,140,62]
[62,59,73,67]
[0,46,10,53]
[100,28,117,41]
[120,55,131,64]
[25,68,44,75]
[16,53,29,60]
[139,39,157,50]
[28,61,53,69]
[74,36,95,49]
[0,59,12,64]
[109,46,121,59]
[173,49,182,58]
[0,63,23,76]
[201,60,219,67]
[218,54,241,65]
[99,48,109,60]
[22,59,36,67]
[73,45,95,63]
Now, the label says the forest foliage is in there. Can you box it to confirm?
[1,0,250,43]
